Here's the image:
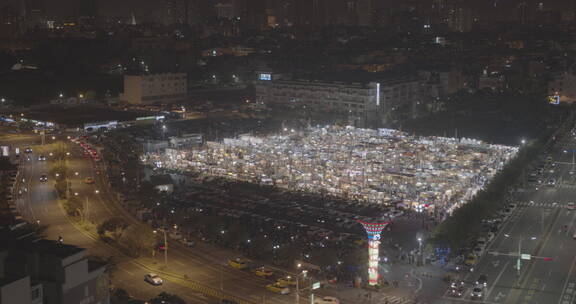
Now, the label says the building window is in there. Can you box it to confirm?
[31,288,40,300]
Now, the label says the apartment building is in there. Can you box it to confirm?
[0,238,109,304]
[120,73,187,104]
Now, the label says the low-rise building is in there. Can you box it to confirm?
[169,134,203,148]
[0,237,109,304]
[120,73,187,104]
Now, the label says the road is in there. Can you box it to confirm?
[10,136,301,304]
[436,136,576,304]
[11,139,215,303]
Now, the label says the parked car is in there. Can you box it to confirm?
[228,258,251,270]
[465,254,477,266]
[277,276,297,287]
[476,274,488,287]
[253,267,274,278]
[471,286,484,299]
[314,296,340,304]
[266,283,290,295]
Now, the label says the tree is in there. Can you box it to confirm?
[98,217,130,241]
[55,179,67,198]
[63,197,83,217]
[149,292,186,304]
[121,225,156,257]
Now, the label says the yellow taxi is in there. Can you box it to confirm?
[276,276,297,287]
[254,267,274,278]
[228,258,251,270]
[266,283,290,295]
[84,177,95,184]
[464,254,477,266]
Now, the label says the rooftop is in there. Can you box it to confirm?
[0,239,85,259]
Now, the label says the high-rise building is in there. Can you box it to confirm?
[518,1,528,24]
[163,0,214,26]
[357,0,373,26]
[447,5,472,32]
[244,0,267,28]
[293,0,326,27]
[79,0,98,18]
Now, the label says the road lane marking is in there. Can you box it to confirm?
[121,268,135,276]
[175,260,186,267]
[486,261,510,301]
[558,255,576,304]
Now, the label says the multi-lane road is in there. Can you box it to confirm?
[9,134,307,304]
[437,137,576,304]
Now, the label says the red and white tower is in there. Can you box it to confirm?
[358,220,389,286]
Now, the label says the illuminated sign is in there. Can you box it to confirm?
[259,73,272,81]
[376,83,381,106]
[548,95,560,105]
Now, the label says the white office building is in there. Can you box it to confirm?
[255,76,421,126]
[120,73,187,104]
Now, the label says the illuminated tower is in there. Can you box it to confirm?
[358,220,388,286]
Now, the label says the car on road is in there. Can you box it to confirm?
[144,273,163,285]
[473,247,484,256]
[471,286,484,299]
[38,155,46,161]
[253,267,274,278]
[25,147,32,153]
[476,274,488,287]
[567,202,575,210]
[84,177,94,184]
[266,283,290,295]
[39,175,48,182]
[228,258,251,270]
[314,296,340,304]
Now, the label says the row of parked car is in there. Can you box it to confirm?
[227,258,339,303]
[2,168,27,231]
[463,203,516,267]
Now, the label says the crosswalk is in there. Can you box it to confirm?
[378,294,413,304]
[555,184,576,189]
[516,201,575,209]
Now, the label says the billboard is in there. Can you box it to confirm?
[259,73,272,81]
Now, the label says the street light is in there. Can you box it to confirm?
[153,229,168,266]
[521,139,526,145]
[504,234,536,276]
[294,269,308,304]
[417,237,423,266]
